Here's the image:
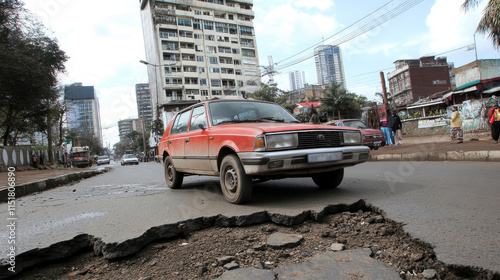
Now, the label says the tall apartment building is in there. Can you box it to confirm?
[139,0,261,127]
[118,118,144,140]
[387,56,451,106]
[64,83,102,144]
[289,70,305,91]
[314,45,345,87]
[136,83,154,126]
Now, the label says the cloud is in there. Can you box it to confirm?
[426,0,484,52]
[295,0,334,11]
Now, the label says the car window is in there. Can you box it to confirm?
[343,120,367,129]
[209,101,298,125]
[189,105,207,131]
[170,110,191,134]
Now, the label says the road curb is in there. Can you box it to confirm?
[370,150,500,162]
[0,168,109,202]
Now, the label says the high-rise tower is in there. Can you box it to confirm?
[314,45,345,87]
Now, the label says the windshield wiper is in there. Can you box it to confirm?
[258,117,285,122]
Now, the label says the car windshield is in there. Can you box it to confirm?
[98,156,108,160]
[123,154,135,159]
[343,120,368,129]
[209,101,299,126]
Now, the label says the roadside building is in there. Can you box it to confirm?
[290,84,325,103]
[314,45,346,87]
[118,118,144,140]
[387,56,452,108]
[64,83,102,144]
[289,70,306,91]
[139,0,261,129]
[136,83,154,126]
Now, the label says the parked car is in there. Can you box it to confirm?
[96,155,110,165]
[121,154,139,166]
[326,119,385,150]
[158,99,370,204]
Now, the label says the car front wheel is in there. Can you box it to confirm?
[312,168,344,189]
[220,154,252,204]
[164,156,183,189]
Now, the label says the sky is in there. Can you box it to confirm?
[23,0,499,147]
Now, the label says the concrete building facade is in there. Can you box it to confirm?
[139,0,261,128]
[314,45,345,87]
[289,70,306,91]
[387,56,452,107]
[118,118,144,140]
[136,83,154,126]
[64,83,102,144]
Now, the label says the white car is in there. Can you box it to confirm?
[96,156,110,165]
[121,154,139,166]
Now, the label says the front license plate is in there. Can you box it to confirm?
[308,152,342,163]
[373,141,382,147]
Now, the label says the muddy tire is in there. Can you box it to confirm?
[220,154,252,204]
[312,168,344,189]
[164,156,183,189]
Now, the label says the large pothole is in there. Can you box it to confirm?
[4,200,499,280]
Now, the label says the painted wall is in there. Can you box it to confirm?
[0,148,64,172]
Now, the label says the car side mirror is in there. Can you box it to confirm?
[198,123,206,130]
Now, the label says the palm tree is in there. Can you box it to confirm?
[462,0,500,49]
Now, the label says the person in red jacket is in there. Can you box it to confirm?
[489,103,500,143]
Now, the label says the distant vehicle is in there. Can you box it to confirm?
[70,146,92,168]
[121,154,139,166]
[159,99,370,204]
[326,119,386,150]
[96,155,110,165]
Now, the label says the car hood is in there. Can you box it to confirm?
[360,128,383,135]
[210,123,360,134]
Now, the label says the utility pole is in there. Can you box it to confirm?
[380,71,388,109]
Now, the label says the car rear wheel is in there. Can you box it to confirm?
[220,154,252,204]
[312,168,344,189]
[164,156,183,189]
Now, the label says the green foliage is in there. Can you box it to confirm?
[0,1,68,145]
[463,0,500,50]
[247,82,297,114]
[321,82,363,119]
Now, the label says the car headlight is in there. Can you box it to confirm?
[255,133,298,151]
[343,132,362,145]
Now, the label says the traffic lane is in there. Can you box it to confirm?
[361,161,500,272]
[1,162,391,257]
[1,161,499,272]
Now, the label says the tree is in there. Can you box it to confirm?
[247,82,297,113]
[0,1,68,146]
[462,0,500,49]
[321,82,362,120]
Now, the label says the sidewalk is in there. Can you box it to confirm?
[0,166,108,202]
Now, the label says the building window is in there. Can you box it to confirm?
[198,67,205,73]
[215,22,228,33]
[204,21,214,30]
[206,46,217,53]
[242,49,255,57]
[194,9,201,15]
[209,57,218,64]
[232,49,240,54]
[239,26,254,36]
[218,46,231,53]
[196,56,204,62]
[246,80,257,86]
[237,80,243,87]
[211,79,221,87]
[212,90,222,95]
[219,57,232,64]
[177,18,192,27]
[209,67,220,73]
[193,19,201,30]
[200,79,207,85]
[205,35,215,41]
[194,33,202,39]
[235,69,242,75]
[201,90,209,96]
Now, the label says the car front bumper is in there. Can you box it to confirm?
[238,146,370,176]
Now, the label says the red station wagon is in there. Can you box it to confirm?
[159,99,370,204]
[326,119,386,150]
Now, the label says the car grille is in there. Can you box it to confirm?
[365,134,384,139]
[297,131,342,149]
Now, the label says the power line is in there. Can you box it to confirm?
[274,0,424,72]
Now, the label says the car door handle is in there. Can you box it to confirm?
[185,138,190,142]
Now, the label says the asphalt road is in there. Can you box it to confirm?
[1,160,498,272]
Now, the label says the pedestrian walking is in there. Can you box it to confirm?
[489,103,500,143]
[380,110,393,146]
[450,106,463,144]
[391,111,403,145]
